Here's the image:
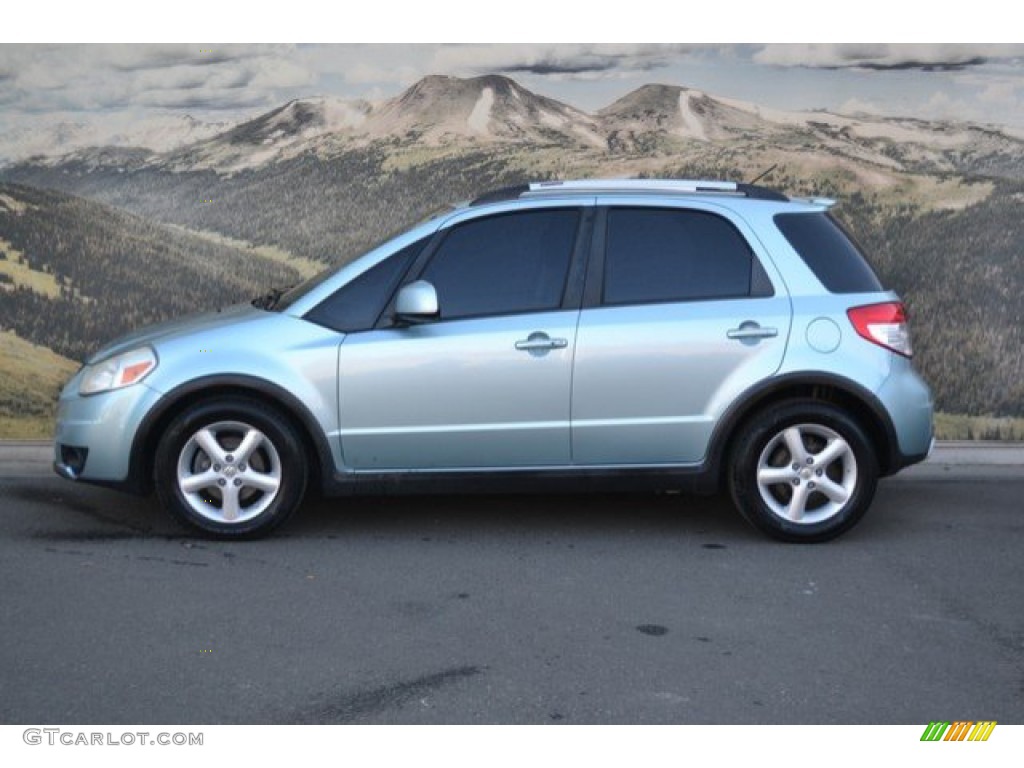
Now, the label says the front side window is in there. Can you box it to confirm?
[420,209,580,320]
[603,208,760,305]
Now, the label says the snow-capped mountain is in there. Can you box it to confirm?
[6,73,1024,183]
[0,120,103,163]
[165,75,607,173]
[174,75,1024,179]
[598,83,779,144]
[595,82,1024,178]
[364,74,605,147]
[164,96,372,172]
[0,114,232,166]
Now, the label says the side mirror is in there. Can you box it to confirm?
[394,280,439,325]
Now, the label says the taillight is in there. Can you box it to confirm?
[847,302,913,357]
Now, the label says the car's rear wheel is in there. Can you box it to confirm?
[728,401,878,542]
[154,397,308,538]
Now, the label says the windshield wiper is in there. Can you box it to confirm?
[252,286,287,311]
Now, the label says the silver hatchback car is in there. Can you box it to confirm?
[54,179,934,542]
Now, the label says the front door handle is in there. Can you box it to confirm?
[727,322,778,342]
[515,332,568,353]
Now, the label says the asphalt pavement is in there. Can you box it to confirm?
[0,442,1021,724]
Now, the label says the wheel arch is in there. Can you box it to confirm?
[706,372,900,489]
[126,375,335,496]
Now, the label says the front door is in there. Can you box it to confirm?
[338,207,586,470]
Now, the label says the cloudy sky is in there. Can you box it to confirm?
[2,41,1024,161]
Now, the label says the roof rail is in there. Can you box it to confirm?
[468,179,789,207]
[735,183,789,202]
[526,179,739,195]
[469,184,530,206]
[789,196,837,208]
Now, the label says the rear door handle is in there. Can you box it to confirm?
[515,332,568,352]
[727,322,778,341]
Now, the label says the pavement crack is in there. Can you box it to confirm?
[32,530,141,542]
[135,555,208,567]
[290,665,482,723]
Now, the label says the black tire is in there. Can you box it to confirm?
[154,396,308,538]
[728,400,879,543]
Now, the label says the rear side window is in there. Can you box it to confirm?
[421,209,580,320]
[603,208,764,305]
[774,212,883,293]
[305,237,426,332]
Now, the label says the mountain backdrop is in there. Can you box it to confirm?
[2,74,1023,437]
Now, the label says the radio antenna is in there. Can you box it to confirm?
[747,164,778,186]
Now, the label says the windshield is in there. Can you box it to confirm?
[268,205,457,312]
[271,267,335,311]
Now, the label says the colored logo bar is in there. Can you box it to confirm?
[921,721,997,741]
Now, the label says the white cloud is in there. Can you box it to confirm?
[339,61,425,86]
[979,81,1019,104]
[839,97,884,115]
[754,44,1024,70]
[917,91,976,122]
[0,44,313,114]
[431,44,711,78]
[292,45,433,87]
[287,44,718,90]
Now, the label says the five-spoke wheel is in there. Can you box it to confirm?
[155,398,308,538]
[730,401,878,542]
[176,421,283,524]
[755,424,858,525]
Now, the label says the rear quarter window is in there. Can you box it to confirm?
[774,212,883,293]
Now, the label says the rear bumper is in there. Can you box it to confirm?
[876,358,934,472]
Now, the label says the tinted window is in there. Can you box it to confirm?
[305,238,425,332]
[774,212,883,293]
[277,220,440,311]
[603,208,757,305]
[421,209,580,320]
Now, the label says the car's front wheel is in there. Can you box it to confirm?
[729,401,879,542]
[154,397,308,538]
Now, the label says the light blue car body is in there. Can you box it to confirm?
[54,185,934,502]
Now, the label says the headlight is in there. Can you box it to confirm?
[79,346,158,396]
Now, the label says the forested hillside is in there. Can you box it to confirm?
[0,182,302,362]
[3,145,552,264]
[841,185,1024,416]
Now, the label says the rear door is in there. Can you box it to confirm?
[571,202,791,465]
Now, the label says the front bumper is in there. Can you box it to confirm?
[53,379,163,485]
[53,444,89,480]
